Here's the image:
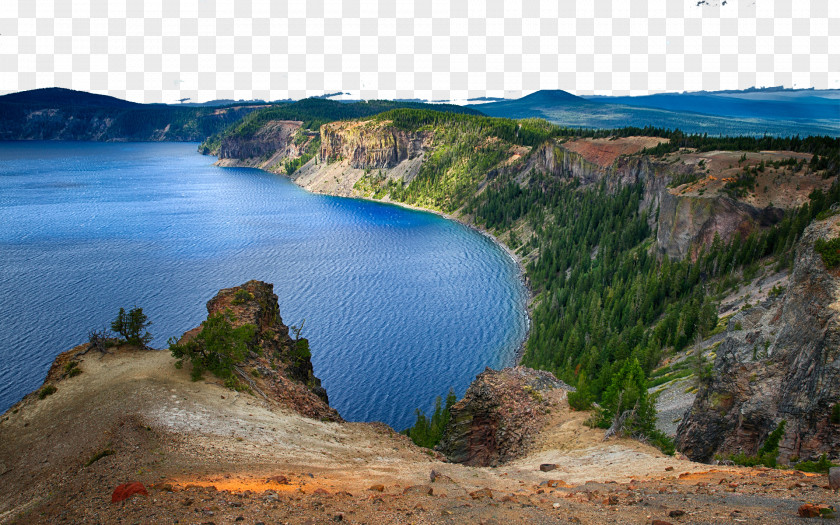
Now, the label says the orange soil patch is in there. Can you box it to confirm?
[172,477,309,493]
[563,136,669,168]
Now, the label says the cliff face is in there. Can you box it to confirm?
[320,120,431,170]
[215,120,315,170]
[675,214,840,462]
[657,191,785,260]
[180,280,339,421]
[436,367,571,467]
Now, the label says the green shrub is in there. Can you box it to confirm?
[831,403,840,424]
[794,454,836,473]
[38,385,57,399]
[729,420,786,468]
[567,389,593,411]
[815,237,840,269]
[648,429,676,456]
[64,361,82,378]
[111,306,152,347]
[231,289,254,305]
[169,309,256,382]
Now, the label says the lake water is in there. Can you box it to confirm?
[0,142,528,429]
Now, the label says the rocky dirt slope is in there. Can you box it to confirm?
[2,283,837,524]
[677,213,840,463]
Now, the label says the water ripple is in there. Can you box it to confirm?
[0,142,528,430]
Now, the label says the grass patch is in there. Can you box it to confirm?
[815,237,840,269]
[648,368,694,388]
[85,448,115,467]
[38,385,57,400]
[64,361,82,378]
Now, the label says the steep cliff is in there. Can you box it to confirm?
[675,213,840,462]
[320,119,431,169]
[214,120,317,171]
[657,191,785,260]
[436,367,571,467]
[177,280,339,421]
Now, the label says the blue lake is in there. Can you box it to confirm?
[0,142,528,429]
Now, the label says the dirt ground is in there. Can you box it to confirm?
[667,150,830,210]
[1,346,837,524]
[562,137,669,168]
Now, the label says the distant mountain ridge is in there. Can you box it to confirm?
[0,87,143,109]
[470,88,840,137]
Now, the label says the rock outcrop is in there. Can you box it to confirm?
[216,120,314,169]
[676,214,840,463]
[178,280,340,421]
[436,367,571,467]
[657,191,784,260]
[320,120,431,170]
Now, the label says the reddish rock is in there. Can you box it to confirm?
[403,485,433,496]
[368,484,385,492]
[111,482,149,503]
[176,281,340,422]
[540,463,558,472]
[798,504,820,518]
[469,488,494,500]
[268,475,289,485]
[436,367,571,467]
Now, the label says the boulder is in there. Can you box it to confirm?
[111,482,149,503]
[436,367,571,467]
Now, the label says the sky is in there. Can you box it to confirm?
[1,0,837,104]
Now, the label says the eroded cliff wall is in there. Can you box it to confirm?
[675,214,840,462]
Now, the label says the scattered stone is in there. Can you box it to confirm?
[668,509,686,517]
[181,497,193,506]
[799,504,821,518]
[798,504,835,518]
[829,467,840,490]
[313,488,329,495]
[665,466,674,471]
[469,488,493,500]
[651,521,674,525]
[546,479,570,488]
[235,517,244,522]
[332,513,344,522]
[430,469,438,482]
[552,502,560,509]
[540,463,558,472]
[368,484,385,492]
[268,475,289,485]
[403,485,433,496]
[111,482,149,503]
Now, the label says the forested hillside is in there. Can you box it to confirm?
[0,88,265,142]
[200,98,482,157]
[308,108,840,447]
